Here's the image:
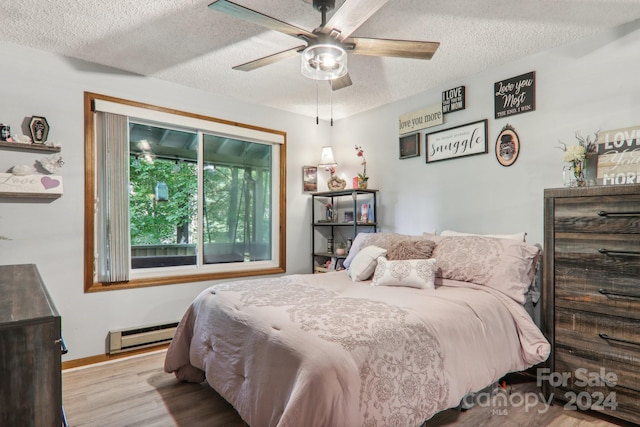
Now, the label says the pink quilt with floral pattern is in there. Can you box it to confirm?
[165,271,549,427]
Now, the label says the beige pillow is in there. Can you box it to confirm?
[345,232,427,269]
[432,236,540,304]
[348,245,387,282]
[387,239,436,260]
[372,257,437,289]
[365,233,424,251]
[439,229,527,242]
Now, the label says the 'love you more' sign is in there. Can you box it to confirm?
[597,126,640,185]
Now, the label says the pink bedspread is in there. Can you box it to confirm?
[165,271,549,427]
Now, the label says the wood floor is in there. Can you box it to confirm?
[62,350,633,427]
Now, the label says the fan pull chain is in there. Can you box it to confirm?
[316,82,319,125]
[330,88,333,126]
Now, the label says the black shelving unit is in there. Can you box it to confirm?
[311,189,378,273]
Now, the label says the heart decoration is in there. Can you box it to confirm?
[41,176,60,190]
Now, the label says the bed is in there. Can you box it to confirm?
[165,232,550,427]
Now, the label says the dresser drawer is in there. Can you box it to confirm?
[554,349,640,424]
[554,233,640,319]
[554,195,640,234]
[554,348,640,425]
[555,308,640,364]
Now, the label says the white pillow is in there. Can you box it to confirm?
[348,245,387,282]
[372,257,437,289]
[439,230,527,242]
[343,232,374,269]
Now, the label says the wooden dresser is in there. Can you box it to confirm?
[0,264,62,427]
[543,185,640,425]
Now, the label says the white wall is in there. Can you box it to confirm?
[331,19,640,246]
[0,41,329,360]
[2,18,640,360]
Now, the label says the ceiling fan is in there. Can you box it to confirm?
[208,0,440,90]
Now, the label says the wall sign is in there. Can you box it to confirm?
[494,72,535,119]
[442,86,465,114]
[596,125,640,185]
[0,173,63,195]
[399,103,443,135]
[426,119,488,163]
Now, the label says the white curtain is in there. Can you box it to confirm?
[95,112,130,283]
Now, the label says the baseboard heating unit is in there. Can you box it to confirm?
[108,321,179,355]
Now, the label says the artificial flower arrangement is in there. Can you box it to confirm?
[558,131,598,184]
[354,145,368,188]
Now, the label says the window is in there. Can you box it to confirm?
[84,92,286,291]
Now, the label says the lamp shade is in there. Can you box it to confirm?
[301,43,347,81]
[318,146,337,166]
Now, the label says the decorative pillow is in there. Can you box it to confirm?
[343,232,374,269]
[344,232,427,269]
[348,245,387,282]
[387,239,436,260]
[431,236,540,304]
[372,257,437,289]
[365,233,423,251]
[439,229,527,242]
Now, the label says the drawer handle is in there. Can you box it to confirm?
[55,337,69,355]
[599,376,640,393]
[598,288,640,300]
[598,248,640,257]
[597,210,640,217]
[599,332,640,348]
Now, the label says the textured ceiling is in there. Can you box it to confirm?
[3,0,640,120]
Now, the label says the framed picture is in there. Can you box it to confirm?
[303,165,317,192]
[495,125,520,167]
[399,133,420,159]
[343,210,354,223]
[29,116,49,144]
[425,119,488,163]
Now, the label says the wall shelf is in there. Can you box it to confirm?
[0,140,61,153]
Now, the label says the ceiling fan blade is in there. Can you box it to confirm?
[320,0,389,40]
[347,37,440,60]
[232,46,306,72]
[208,0,315,40]
[330,73,352,91]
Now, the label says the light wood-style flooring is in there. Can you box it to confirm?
[62,350,633,427]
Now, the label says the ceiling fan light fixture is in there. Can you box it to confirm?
[301,43,347,81]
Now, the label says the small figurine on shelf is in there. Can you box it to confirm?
[360,203,369,222]
[327,166,347,191]
[37,154,64,174]
[0,124,12,142]
[325,203,334,222]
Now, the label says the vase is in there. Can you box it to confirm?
[563,160,586,187]
[563,159,586,187]
[583,153,597,186]
[358,179,368,189]
[574,159,586,187]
